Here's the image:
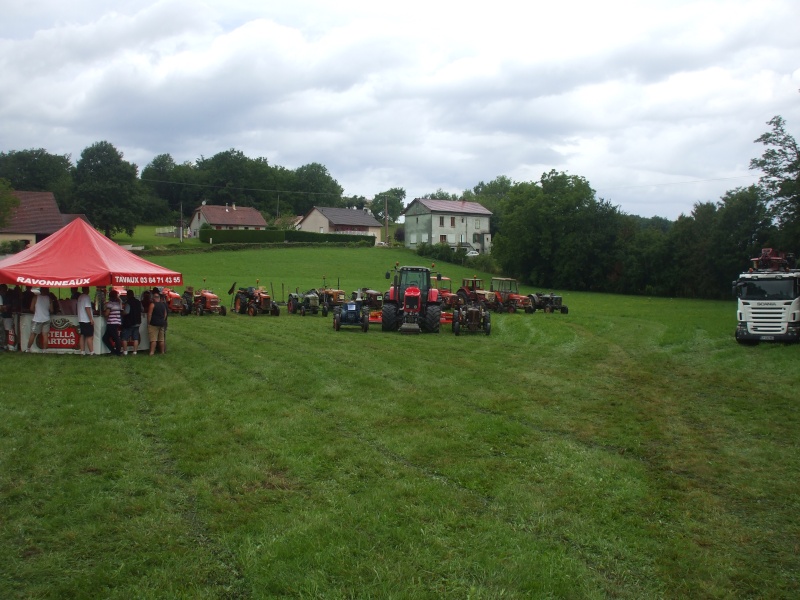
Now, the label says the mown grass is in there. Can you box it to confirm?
[2,246,799,599]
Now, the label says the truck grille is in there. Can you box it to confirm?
[747,305,789,334]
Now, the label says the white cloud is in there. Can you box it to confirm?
[1,0,798,219]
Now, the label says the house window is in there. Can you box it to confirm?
[475,219,481,229]
[450,217,455,227]
[320,227,324,233]
[439,216,444,227]
[410,234,417,244]
[473,233,480,243]
[440,235,447,243]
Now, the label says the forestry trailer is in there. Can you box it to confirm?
[732,248,800,344]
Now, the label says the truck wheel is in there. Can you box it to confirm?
[381,303,399,331]
[423,305,441,333]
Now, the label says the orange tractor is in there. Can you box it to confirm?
[231,283,280,316]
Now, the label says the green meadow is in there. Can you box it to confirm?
[2,241,799,599]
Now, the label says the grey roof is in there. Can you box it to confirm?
[311,206,382,227]
[404,198,492,216]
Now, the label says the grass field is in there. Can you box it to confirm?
[2,245,799,599]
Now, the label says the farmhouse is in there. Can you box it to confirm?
[189,203,268,237]
[0,191,88,246]
[402,198,492,254]
[297,206,384,243]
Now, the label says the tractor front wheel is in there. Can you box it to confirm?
[484,313,491,335]
[322,304,329,317]
[453,318,460,336]
[381,303,399,331]
[195,304,203,316]
[334,314,341,330]
[247,305,256,317]
[362,314,369,332]
[423,304,441,333]
[219,306,227,316]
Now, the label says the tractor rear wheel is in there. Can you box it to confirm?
[561,306,569,314]
[195,304,203,316]
[423,304,441,333]
[362,314,369,332]
[286,298,294,313]
[247,305,256,317]
[381,303,399,331]
[484,313,491,335]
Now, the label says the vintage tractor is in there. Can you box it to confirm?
[452,301,491,336]
[231,283,280,316]
[286,289,320,316]
[489,277,533,313]
[161,287,189,315]
[192,286,226,316]
[318,277,347,317]
[353,287,384,324]
[333,293,370,332]
[382,264,441,334]
[528,292,569,314]
[456,277,496,307]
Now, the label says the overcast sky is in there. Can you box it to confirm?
[2,0,799,219]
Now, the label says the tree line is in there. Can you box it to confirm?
[1,115,797,299]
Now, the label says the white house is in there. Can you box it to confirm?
[402,198,492,253]
[297,206,384,243]
[188,203,268,237]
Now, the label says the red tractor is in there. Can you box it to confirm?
[456,277,495,307]
[161,287,189,315]
[232,284,280,316]
[191,287,226,316]
[489,277,533,313]
[382,264,442,334]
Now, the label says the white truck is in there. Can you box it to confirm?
[733,248,800,344]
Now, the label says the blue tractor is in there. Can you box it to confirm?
[332,292,370,332]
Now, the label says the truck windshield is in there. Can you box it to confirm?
[739,279,797,300]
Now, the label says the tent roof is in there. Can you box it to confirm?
[0,218,182,288]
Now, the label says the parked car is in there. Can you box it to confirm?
[466,250,480,257]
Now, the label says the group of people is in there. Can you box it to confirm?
[0,284,169,356]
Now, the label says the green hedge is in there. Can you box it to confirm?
[198,229,373,245]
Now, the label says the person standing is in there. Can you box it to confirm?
[77,286,95,356]
[24,287,54,352]
[102,290,123,356]
[147,289,168,355]
[121,289,142,355]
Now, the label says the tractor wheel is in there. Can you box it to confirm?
[544,306,552,314]
[457,290,469,305]
[423,304,441,333]
[219,306,226,316]
[362,314,369,332]
[234,297,242,313]
[271,304,280,316]
[322,304,329,317]
[507,305,516,313]
[561,306,569,314]
[484,313,491,335]
[287,298,295,314]
[300,305,306,317]
[334,314,341,331]
[247,305,256,317]
[381,303,399,331]
[452,309,460,331]
[195,304,203,316]
[453,318,461,336]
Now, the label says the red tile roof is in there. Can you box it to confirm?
[195,204,268,227]
[0,191,65,235]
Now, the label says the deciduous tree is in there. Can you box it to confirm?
[72,141,140,237]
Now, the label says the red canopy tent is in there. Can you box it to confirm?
[0,218,182,288]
